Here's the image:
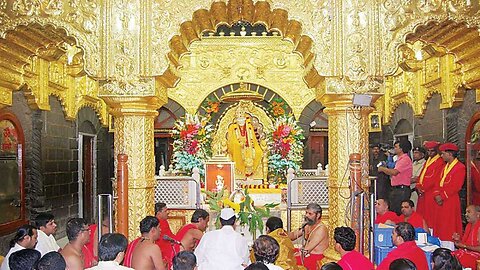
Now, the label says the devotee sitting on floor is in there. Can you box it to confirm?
[154,202,176,267]
[264,216,299,270]
[377,222,428,270]
[245,262,270,270]
[252,235,282,270]
[378,140,413,215]
[86,233,132,270]
[0,224,38,270]
[194,208,250,270]
[289,203,328,270]
[8,249,41,270]
[451,204,480,269]
[175,209,210,251]
[320,262,342,270]
[432,142,464,241]
[172,251,197,270]
[388,258,416,270]
[431,248,462,270]
[36,251,67,270]
[398,199,429,232]
[125,216,165,270]
[375,198,400,225]
[333,226,373,270]
[34,213,60,256]
[61,218,93,270]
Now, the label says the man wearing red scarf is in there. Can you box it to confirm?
[154,203,176,268]
[415,141,444,228]
[452,205,480,269]
[432,142,465,240]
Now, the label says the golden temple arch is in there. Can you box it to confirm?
[2,0,480,264]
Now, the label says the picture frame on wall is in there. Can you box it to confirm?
[369,113,382,133]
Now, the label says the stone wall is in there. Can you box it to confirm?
[0,96,113,256]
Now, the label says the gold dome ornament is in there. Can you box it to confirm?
[220,82,264,103]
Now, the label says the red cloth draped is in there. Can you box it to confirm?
[155,218,176,267]
[399,211,425,229]
[432,161,465,240]
[416,156,444,227]
[377,241,428,270]
[123,237,140,267]
[295,252,324,270]
[452,221,480,269]
[375,211,400,224]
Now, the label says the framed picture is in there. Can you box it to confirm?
[369,113,382,133]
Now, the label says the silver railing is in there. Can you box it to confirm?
[97,194,114,245]
[286,176,329,231]
[154,176,201,209]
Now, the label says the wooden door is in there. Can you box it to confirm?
[82,136,94,222]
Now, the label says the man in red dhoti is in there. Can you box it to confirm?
[415,141,444,228]
[452,205,480,269]
[432,142,465,240]
[399,199,429,232]
[377,222,428,270]
[289,203,329,270]
[154,203,176,268]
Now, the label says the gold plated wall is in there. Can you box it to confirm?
[103,96,163,240]
[320,95,372,261]
[169,36,316,118]
[381,42,465,124]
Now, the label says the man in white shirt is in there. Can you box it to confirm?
[194,208,249,270]
[0,224,38,270]
[34,213,60,256]
[86,233,133,270]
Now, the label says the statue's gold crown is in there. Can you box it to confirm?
[221,82,263,103]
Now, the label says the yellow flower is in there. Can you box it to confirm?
[222,198,240,213]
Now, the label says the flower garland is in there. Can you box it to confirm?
[266,115,305,184]
[268,97,288,117]
[202,97,220,121]
[172,113,213,176]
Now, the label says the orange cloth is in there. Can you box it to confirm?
[452,221,480,269]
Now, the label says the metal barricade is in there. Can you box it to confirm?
[287,176,329,231]
[154,176,201,209]
[97,194,114,245]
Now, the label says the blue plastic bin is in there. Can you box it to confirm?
[374,225,394,247]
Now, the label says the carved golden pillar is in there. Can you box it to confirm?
[102,96,163,240]
[320,94,373,261]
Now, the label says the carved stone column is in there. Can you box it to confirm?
[102,96,163,240]
[320,94,372,260]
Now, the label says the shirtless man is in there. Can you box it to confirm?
[176,209,210,251]
[130,216,166,270]
[61,218,91,270]
[289,203,329,270]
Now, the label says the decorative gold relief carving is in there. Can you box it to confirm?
[168,36,316,119]
[383,43,465,124]
[0,0,100,76]
[104,96,163,240]
[321,96,371,261]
